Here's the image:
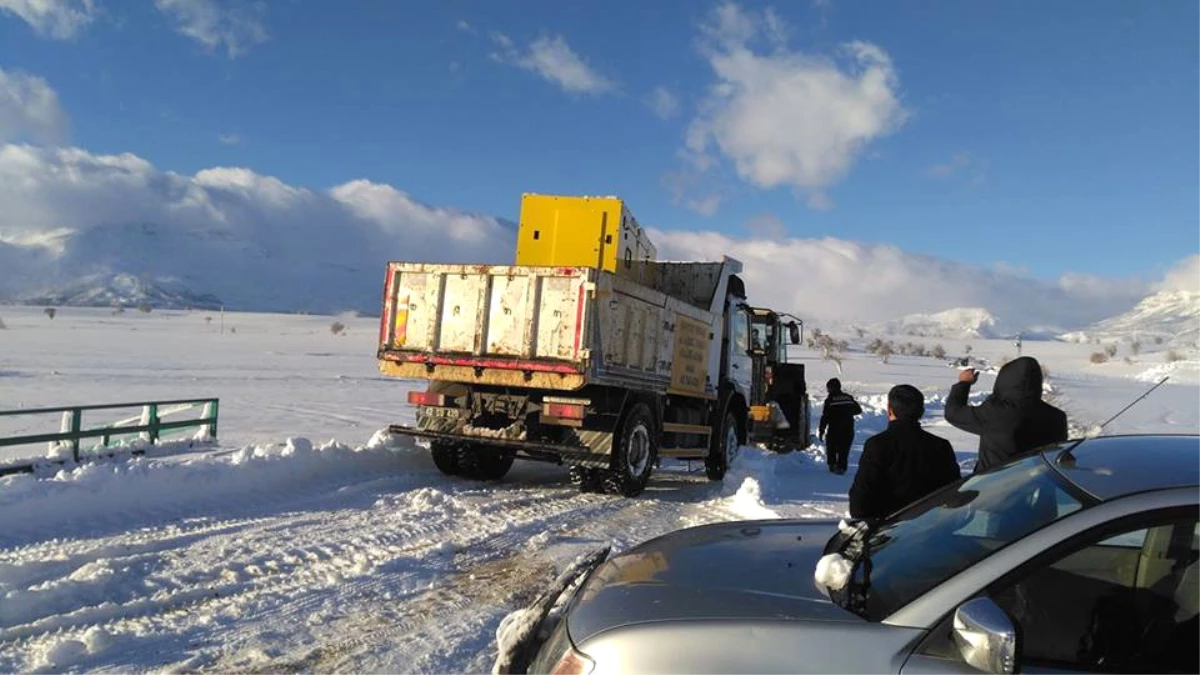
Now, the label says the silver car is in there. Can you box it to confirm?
[516,434,1198,674]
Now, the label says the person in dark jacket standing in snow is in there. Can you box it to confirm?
[945,356,1068,474]
[849,384,960,520]
[819,378,862,475]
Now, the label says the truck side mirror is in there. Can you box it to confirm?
[788,322,801,345]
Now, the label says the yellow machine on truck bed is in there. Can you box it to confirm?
[377,194,807,497]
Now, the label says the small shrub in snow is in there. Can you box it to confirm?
[932,344,946,360]
[1155,336,1164,345]
[137,302,153,313]
[1104,343,1118,358]
[1124,356,1134,365]
[877,342,894,364]
[0,316,6,329]
[205,316,213,324]
[964,344,973,354]
[44,307,57,319]
[1090,351,1109,364]
[1165,350,1184,363]
[330,321,346,335]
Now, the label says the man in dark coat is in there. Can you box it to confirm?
[945,356,1068,473]
[849,384,961,520]
[819,378,862,475]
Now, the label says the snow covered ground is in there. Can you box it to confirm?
[0,305,1196,673]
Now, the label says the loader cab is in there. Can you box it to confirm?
[746,307,810,453]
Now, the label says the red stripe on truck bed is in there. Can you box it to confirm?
[393,353,582,374]
[572,281,586,356]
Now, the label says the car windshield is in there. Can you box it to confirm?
[848,452,1088,621]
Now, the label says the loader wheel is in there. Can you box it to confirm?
[458,446,516,481]
[705,411,739,481]
[431,443,461,476]
[605,402,657,497]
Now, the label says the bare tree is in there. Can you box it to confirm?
[932,344,947,360]
[330,321,346,336]
[137,302,153,313]
[1165,349,1184,363]
[877,342,894,364]
[1090,351,1109,364]
[964,344,973,355]
[44,307,56,320]
[1130,340,1141,356]
[1104,343,1118,358]
[814,333,846,374]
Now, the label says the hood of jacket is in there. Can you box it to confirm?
[992,356,1043,404]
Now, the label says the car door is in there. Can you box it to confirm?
[900,506,1199,674]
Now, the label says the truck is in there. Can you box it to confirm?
[377,194,808,497]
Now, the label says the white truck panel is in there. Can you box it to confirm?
[379,260,741,397]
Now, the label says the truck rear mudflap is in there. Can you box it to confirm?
[387,424,611,468]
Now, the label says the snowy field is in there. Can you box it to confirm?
[0,304,1196,673]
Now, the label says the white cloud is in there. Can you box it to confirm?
[0,0,95,39]
[685,3,908,209]
[153,0,268,58]
[1159,254,1200,293]
[649,226,1153,328]
[0,143,511,312]
[218,132,241,145]
[456,19,476,34]
[645,86,680,120]
[491,32,617,96]
[0,67,68,144]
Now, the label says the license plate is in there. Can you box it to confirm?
[423,407,460,419]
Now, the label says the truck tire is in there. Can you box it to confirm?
[706,410,739,481]
[431,443,461,476]
[458,446,516,481]
[604,402,657,497]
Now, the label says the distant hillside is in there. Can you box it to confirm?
[1060,289,1200,350]
[867,307,1013,340]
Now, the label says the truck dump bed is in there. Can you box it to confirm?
[377,260,738,397]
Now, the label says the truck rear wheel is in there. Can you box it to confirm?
[705,411,738,481]
[431,443,461,476]
[605,402,657,497]
[458,446,516,481]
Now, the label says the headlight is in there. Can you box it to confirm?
[549,646,594,675]
[529,619,595,675]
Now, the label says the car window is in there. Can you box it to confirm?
[854,455,1085,621]
[989,513,1198,673]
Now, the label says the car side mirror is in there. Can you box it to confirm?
[952,597,1019,674]
[788,322,801,345]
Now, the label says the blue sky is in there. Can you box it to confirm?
[0,0,1196,285]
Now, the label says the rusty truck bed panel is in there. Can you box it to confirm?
[378,261,728,397]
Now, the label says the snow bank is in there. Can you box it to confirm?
[0,431,424,545]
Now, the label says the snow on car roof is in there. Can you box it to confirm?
[1047,434,1200,501]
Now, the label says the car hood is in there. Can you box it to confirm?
[565,519,861,646]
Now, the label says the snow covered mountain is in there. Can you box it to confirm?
[1060,289,1200,349]
[867,307,1013,340]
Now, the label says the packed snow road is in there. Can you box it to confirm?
[0,433,840,674]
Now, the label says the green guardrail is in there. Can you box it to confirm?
[0,398,219,476]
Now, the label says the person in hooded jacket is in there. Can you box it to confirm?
[819,378,862,474]
[849,384,961,520]
[945,355,1068,473]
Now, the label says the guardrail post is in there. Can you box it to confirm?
[202,399,219,440]
[149,404,160,443]
[69,409,81,463]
